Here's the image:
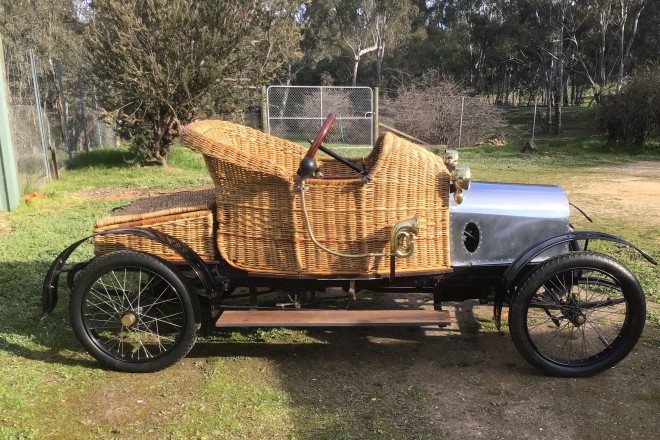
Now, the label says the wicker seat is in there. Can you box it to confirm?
[93,189,217,261]
[181,120,451,276]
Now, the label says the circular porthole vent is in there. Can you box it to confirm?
[463,222,480,253]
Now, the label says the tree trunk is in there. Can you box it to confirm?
[376,42,385,86]
[545,83,552,134]
[597,9,610,93]
[553,4,566,134]
[617,4,645,91]
[570,77,576,105]
[545,57,553,134]
[553,95,562,134]
[146,112,177,166]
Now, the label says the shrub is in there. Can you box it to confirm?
[380,76,506,147]
[597,66,660,147]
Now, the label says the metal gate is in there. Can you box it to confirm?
[267,86,373,148]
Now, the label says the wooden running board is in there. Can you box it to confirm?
[216,309,451,328]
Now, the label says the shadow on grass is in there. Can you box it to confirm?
[0,259,99,370]
[187,298,532,438]
[0,335,98,369]
[67,149,137,170]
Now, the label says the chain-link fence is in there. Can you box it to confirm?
[2,44,116,192]
[267,86,373,149]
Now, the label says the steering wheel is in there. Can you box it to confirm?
[299,112,368,180]
[305,113,336,158]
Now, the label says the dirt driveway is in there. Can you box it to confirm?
[563,162,660,228]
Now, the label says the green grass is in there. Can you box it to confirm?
[0,108,659,437]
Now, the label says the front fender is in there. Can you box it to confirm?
[501,231,657,294]
[41,227,217,318]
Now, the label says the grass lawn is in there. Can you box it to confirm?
[0,107,659,438]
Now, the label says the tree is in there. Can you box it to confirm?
[615,0,646,91]
[597,65,660,146]
[568,0,647,101]
[373,0,417,85]
[381,75,506,147]
[334,0,380,87]
[86,0,301,165]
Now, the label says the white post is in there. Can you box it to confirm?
[458,96,465,148]
[29,49,50,178]
[0,36,20,211]
[320,86,323,124]
[532,101,537,144]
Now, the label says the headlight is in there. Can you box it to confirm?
[453,164,471,191]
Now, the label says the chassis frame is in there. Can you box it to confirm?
[42,227,655,324]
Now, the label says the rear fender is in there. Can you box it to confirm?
[41,227,217,318]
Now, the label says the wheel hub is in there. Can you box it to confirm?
[120,311,137,327]
[564,295,587,327]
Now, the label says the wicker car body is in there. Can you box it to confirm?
[42,116,656,376]
[95,121,452,276]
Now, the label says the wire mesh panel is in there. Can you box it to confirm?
[2,46,50,191]
[267,86,373,149]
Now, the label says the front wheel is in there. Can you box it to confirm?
[509,251,645,377]
[69,251,200,372]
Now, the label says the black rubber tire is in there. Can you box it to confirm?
[509,251,645,377]
[69,251,200,373]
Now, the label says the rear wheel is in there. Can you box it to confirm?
[69,251,200,372]
[509,251,645,377]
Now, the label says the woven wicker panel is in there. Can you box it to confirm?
[181,120,307,179]
[94,190,217,262]
[182,121,451,275]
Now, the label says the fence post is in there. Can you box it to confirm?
[373,86,379,143]
[29,49,50,179]
[77,69,89,152]
[93,86,102,147]
[532,100,537,144]
[458,96,465,148]
[54,59,72,161]
[0,36,20,211]
[261,85,268,133]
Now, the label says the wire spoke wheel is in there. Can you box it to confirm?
[70,251,200,372]
[509,252,645,377]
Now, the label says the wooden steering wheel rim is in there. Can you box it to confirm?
[305,113,336,158]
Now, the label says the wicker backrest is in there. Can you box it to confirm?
[181,120,307,180]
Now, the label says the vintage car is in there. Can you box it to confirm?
[42,113,656,377]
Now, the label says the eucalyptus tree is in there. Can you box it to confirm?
[333,0,380,86]
[567,0,647,100]
[86,0,301,165]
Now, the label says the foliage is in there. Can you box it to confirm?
[0,0,86,133]
[597,65,660,147]
[294,0,418,87]
[3,1,660,155]
[381,75,506,146]
[0,0,83,60]
[297,0,658,131]
[86,0,301,165]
